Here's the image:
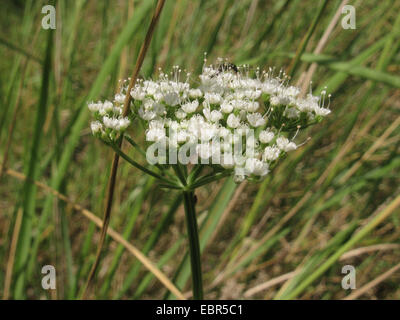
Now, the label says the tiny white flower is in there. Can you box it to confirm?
[164,92,180,106]
[247,113,266,127]
[88,101,102,112]
[189,88,203,99]
[246,135,258,150]
[276,137,297,152]
[270,95,280,106]
[99,101,114,116]
[263,146,280,161]
[197,143,212,159]
[114,93,125,104]
[284,107,300,119]
[261,79,279,94]
[220,101,234,113]
[227,114,241,128]
[199,123,218,141]
[221,140,232,152]
[210,110,223,122]
[145,81,159,95]
[153,102,166,116]
[146,128,163,141]
[276,137,289,150]
[181,100,199,113]
[295,94,319,113]
[204,92,222,104]
[175,109,187,119]
[284,86,300,97]
[153,92,164,102]
[221,154,234,169]
[219,127,231,138]
[259,130,274,144]
[231,99,246,110]
[176,130,188,143]
[90,121,103,133]
[245,158,269,176]
[270,94,291,106]
[245,101,259,112]
[117,117,130,131]
[244,89,261,100]
[314,106,331,116]
[102,115,129,132]
[138,106,156,121]
[131,87,146,100]
[285,141,297,152]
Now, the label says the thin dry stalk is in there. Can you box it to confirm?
[238,0,259,45]
[244,271,299,297]
[2,208,23,300]
[82,0,166,299]
[340,244,400,260]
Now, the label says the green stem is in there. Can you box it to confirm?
[191,170,232,189]
[106,140,179,187]
[172,164,187,186]
[182,191,204,300]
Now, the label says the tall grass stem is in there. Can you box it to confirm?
[183,191,204,300]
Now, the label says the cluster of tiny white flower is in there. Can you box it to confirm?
[88,97,131,141]
[88,59,331,183]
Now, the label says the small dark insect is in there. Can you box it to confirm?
[194,194,198,204]
[217,62,238,73]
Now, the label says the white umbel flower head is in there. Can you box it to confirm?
[88,59,331,182]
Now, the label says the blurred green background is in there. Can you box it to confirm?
[0,0,399,300]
